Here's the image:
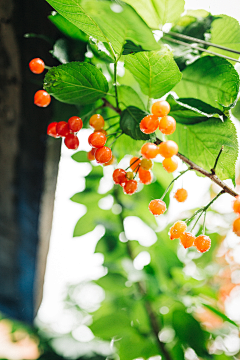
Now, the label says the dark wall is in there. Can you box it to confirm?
[0,0,60,323]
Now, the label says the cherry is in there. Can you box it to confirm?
[141,143,158,159]
[148,199,166,216]
[151,100,170,117]
[104,156,115,166]
[140,114,159,134]
[174,188,188,202]
[113,168,127,186]
[169,221,187,240]
[138,168,152,185]
[56,121,70,137]
[95,146,112,164]
[158,140,178,158]
[47,122,59,138]
[233,217,240,236]
[194,235,211,253]
[123,180,138,195]
[140,158,153,171]
[162,157,178,173]
[233,196,240,214]
[87,148,96,161]
[126,171,134,180]
[96,129,107,136]
[29,58,45,74]
[64,134,79,149]
[130,157,141,171]
[180,232,195,249]
[89,114,104,130]
[34,90,51,107]
[88,132,106,148]
[159,116,176,135]
[68,116,83,132]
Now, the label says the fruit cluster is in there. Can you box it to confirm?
[47,117,82,149]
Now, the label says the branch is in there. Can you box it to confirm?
[104,101,238,198]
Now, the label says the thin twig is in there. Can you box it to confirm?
[160,169,190,200]
[102,98,121,114]
[163,36,240,63]
[164,31,240,55]
[211,145,224,174]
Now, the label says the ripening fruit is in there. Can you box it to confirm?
[159,116,176,135]
[130,157,141,172]
[169,221,187,240]
[89,114,105,130]
[162,157,178,173]
[113,168,127,186]
[180,232,195,249]
[148,199,166,216]
[95,146,112,164]
[140,114,159,134]
[56,121,70,137]
[64,134,79,149]
[233,196,240,214]
[174,188,188,202]
[141,143,158,159]
[138,168,152,185]
[151,100,170,117]
[34,90,51,107]
[123,180,138,195]
[29,58,45,74]
[96,129,107,136]
[194,235,211,253]
[87,148,96,161]
[233,217,240,236]
[104,156,115,166]
[88,131,106,148]
[140,158,153,171]
[126,171,134,180]
[68,116,83,132]
[47,122,59,138]
[158,140,178,158]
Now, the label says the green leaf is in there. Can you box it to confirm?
[118,85,146,111]
[44,62,109,105]
[122,40,147,55]
[172,309,207,357]
[71,151,88,163]
[49,12,88,41]
[46,0,159,54]
[95,273,128,295]
[113,134,146,160]
[232,98,240,120]
[118,332,159,360]
[124,49,182,99]
[205,15,240,62]
[169,117,238,182]
[166,94,224,125]
[120,106,151,140]
[202,303,239,328]
[50,38,69,64]
[90,312,131,339]
[174,56,240,110]
[121,0,185,28]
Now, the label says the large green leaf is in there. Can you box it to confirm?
[169,117,238,182]
[174,56,240,110]
[90,312,131,339]
[124,49,182,99]
[120,106,151,140]
[206,15,240,61]
[172,309,207,357]
[122,0,184,29]
[167,94,224,124]
[232,98,240,121]
[49,12,88,41]
[117,85,146,111]
[46,0,159,54]
[44,62,109,104]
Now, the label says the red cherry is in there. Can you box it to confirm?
[123,180,138,195]
[34,90,51,107]
[29,58,45,74]
[138,168,152,185]
[113,169,127,186]
[140,114,159,134]
[64,134,79,149]
[68,116,83,132]
[87,148,96,161]
[56,121,70,137]
[148,199,166,216]
[88,132,107,148]
[95,147,112,164]
[47,122,59,138]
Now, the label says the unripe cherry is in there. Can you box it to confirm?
[126,171,134,180]
[104,156,115,166]
[123,180,138,195]
[148,199,166,216]
[113,168,127,186]
[194,235,211,253]
[140,114,159,134]
[64,134,79,149]
[159,116,176,135]
[140,158,153,171]
[68,116,83,132]
[89,114,104,130]
[233,217,240,236]
[169,221,187,240]
[88,131,106,148]
[174,188,188,202]
[158,140,178,158]
[138,168,152,185]
[180,232,195,249]
[162,157,178,173]
[141,143,158,159]
[151,100,170,117]
[95,146,112,164]
[87,148,96,161]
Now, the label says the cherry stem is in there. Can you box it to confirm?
[202,211,207,234]
[211,145,224,175]
[44,65,52,70]
[133,164,141,178]
[108,131,123,147]
[114,61,119,109]
[104,115,120,121]
[105,122,120,131]
[106,131,122,137]
[160,168,190,201]
[125,156,142,171]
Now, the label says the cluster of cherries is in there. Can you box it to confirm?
[232,196,240,236]
[47,116,82,149]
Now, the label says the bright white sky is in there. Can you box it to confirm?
[37,0,240,342]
